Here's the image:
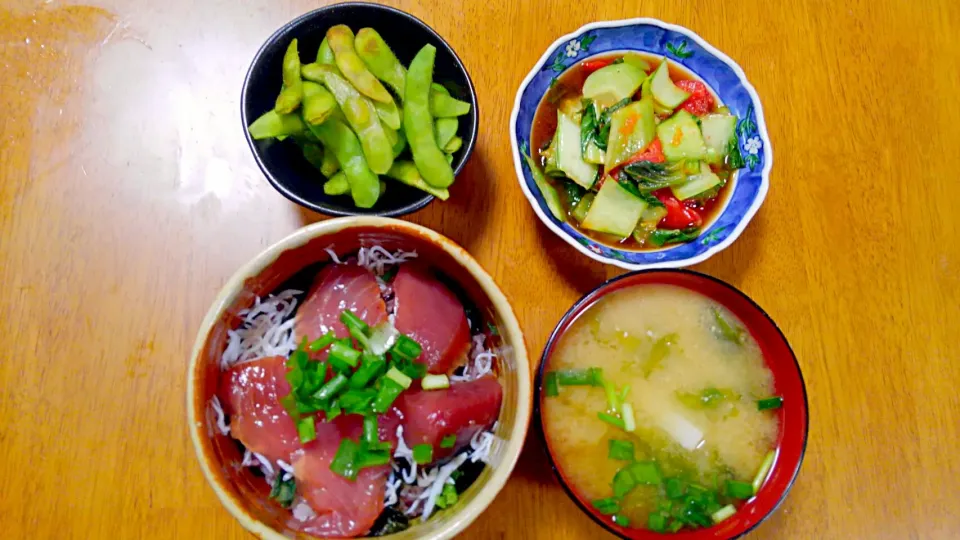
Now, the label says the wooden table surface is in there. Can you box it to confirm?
[2,0,959,538]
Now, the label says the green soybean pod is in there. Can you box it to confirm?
[434,118,458,149]
[386,161,450,200]
[302,63,394,174]
[326,25,394,104]
[302,81,337,125]
[403,45,454,188]
[354,28,407,98]
[317,37,335,65]
[248,110,305,139]
[373,99,402,130]
[430,90,471,117]
[275,39,303,114]
[319,142,340,177]
[308,119,381,208]
[298,140,326,172]
[443,136,463,154]
[323,171,349,195]
[391,128,407,158]
[431,82,449,96]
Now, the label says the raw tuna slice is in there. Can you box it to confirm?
[392,265,470,374]
[219,355,300,463]
[295,264,387,343]
[294,415,390,538]
[394,377,503,460]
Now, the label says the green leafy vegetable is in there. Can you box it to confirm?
[544,371,560,397]
[726,480,755,500]
[269,475,296,508]
[644,332,678,377]
[580,99,599,156]
[711,307,746,344]
[592,496,620,515]
[649,227,701,247]
[726,137,746,169]
[612,468,637,497]
[608,439,635,461]
[613,514,630,527]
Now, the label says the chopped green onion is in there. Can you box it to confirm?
[269,475,296,508]
[326,400,342,420]
[621,402,636,432]
[612,514,630,527]
[757,396,784,411]
[592,496,620,515]
[421,373,450,390]
[349,354,386,389]
[588,367,604,386]
[597,412,625,430]
[338,388,376,414]
[612,468,637,497]
[330,438,360,480]
[752,451,776,493]
[279,393,300,419]
[396,359,427,380]
[726,480,754,500]
[390,334,422,362]
[665,477,687,499]
[356,449,391,468]
[371,378,405,413]
[435,483,459,509]
[712,307,746,345]
[667,519,684,533]
[648,511,667,532]
[308,331,336,352]
[329,341,361,369]
[602,378,620,414]
[340,309,370,332]
[555,368,594,386]
[367,322,399,355]
[297,415,316,444]
[627,461,662,485]
[385,366,413,389]
[412,443,433,464]
[544,372,560,397]
[440,434,457,449]
[314,372,348,402]
[607,439,635,461]
[619,385,631,402]
[711,504,736,524]
[362,415,379,446]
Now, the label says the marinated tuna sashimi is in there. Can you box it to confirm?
[295,264,387,343]
[294,416,391,538]
[219,355,300,463]
[212,245,504,537]
[394,377,503,459]
[392,265,471,374]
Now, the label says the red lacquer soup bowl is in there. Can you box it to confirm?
[535,270,808,540]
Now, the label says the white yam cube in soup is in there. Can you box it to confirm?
[541,285,780,532]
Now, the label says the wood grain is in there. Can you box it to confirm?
[1,0,958,538]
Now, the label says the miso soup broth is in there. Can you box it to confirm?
[541,285,780,532]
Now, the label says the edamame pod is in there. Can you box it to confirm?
[302,81,337,125]
[355,28,407,98]
[248,110,305,139]
[434,118,458,149]
[302,63,394,174]
[326,25,394,104]
[386,161,450,200]
[373,99,402,130]
[403,45,454,188]
[317,38,335,65]
[275,39,303,114]
[319,142,340,177]
[308,119,380,208]
[431,82,449,96]
[443,136,463,154]
[323,171,349,195]
[430,90,471,117]
[391,128,407,158]
[298,141,325,172]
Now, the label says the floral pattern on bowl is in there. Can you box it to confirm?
[510,18,772,270]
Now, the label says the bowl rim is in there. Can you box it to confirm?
[241,2,479,218]
[509,18,773,270]
[186,217,530,540]
[533,269,809,539]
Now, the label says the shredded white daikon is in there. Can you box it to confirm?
[209,395,230,435]
[357,245,417,276]
[451,334,497,382]
[420,453,469,522]
[324,247,343,264]
[220,289,302,370]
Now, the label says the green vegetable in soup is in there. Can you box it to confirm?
[385,161,450,200]
[354,27,407,98]
[430,89,471,117]
[671,162,723,200]
[649,59,690,110]
[308,118,381,208]
[592,496,621,515]
[608,439,635,461]
[571,192,595,222]
[757,396,783,411]
[622,52,652,72]
[700,112,738,165]
[657,110,708,161]
[326,25,394,104]
[605,99,657,171]
[275,39,303,114]
[582,63,646,109]
[301,81,338,125]
[556,110,598,189]
[323,171,349,195]
[302,63,394,175]
[521,144,565,221]
[649,227,701,247]
[404,45,456,188]
[644,332,678,377]
[711,307,746,344]
[248,110,305,139]
[752,451,776,493]
[581,179,647,238]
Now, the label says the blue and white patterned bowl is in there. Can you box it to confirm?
[510,18,772,270]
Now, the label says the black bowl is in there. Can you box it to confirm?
[241,2,479,217]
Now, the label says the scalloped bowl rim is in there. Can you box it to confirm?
[509,18,773,270]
